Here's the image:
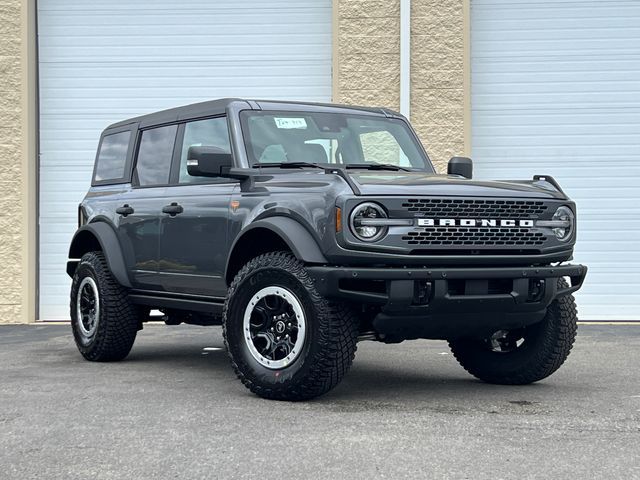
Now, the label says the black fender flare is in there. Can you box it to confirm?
[66,223,132,288]
[225,216,328,278]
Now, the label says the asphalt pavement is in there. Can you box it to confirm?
[1,323,639,479]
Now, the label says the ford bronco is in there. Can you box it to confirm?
[67,99,587,400]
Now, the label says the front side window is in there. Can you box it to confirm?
[94,131,130,182]
[135,125,178,186]
[179,117,231,183]
[240,111,433,171]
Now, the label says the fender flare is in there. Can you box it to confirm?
[67,223,132,288]
[225,216,328,278]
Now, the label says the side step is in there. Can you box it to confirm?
[128,291,225,316]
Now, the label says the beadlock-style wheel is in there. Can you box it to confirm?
[243,286,306,369]
[76,276,100,342]
[223,251,359,400]
[70,251,140,362]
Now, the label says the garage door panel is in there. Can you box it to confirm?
[473,91,640,109]
[473,132,639,147]
[473,40,640,58]
[39,46,330,62]
[473,70,640,85]
[38,0,332,320]
[473,144,640,157]
[473,26,640,42]
[40,32,331,46]
[473,0,640,20]
[472,0,640,320]
[42,70,331,89]
[474,57,640,76]
[474,121,640,134]
[40,19,330,35]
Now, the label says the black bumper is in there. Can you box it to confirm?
[307,263,587,340]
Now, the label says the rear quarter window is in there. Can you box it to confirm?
[93,130,131,183]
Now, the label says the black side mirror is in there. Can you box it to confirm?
[187,146,233,177]
[448,156,473,179]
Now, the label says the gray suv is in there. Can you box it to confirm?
[67,99,587,400]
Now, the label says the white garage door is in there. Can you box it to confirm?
[471,0,640,320]
[37,0,332,320]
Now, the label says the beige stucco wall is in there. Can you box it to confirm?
[335,0,401,109]
[411,0,466,172]
[0,0,34,323]
[334,0,468,172]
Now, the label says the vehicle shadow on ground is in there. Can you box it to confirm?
[120,341,553,404]
[331,362,550,401]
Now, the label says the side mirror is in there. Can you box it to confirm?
[187,146,233,177]
[448,156,473,179]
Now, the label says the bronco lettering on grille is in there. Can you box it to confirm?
[417,219,535,227]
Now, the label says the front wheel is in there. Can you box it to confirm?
[223,252,359,401]
[448,279,578,385]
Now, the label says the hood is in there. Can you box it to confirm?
[348,172,567,199]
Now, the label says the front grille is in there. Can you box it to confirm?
[402,198,548,218]
[402,226,546,247]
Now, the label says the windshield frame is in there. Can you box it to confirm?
[238,109,435,172]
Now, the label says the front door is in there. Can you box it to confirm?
[158,182,237,296]
[157,116,237,297]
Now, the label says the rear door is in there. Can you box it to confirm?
[116,124,179,289]
[158,116,237,297]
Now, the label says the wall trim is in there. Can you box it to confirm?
[462,0,472,156]
[399,0,411,118]
[21,0,37,323]
[331,0,339,102]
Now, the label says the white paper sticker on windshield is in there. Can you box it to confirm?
[274,117,307,129]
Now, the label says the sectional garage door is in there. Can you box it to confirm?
[471,0,640,320]
[37,0,332,319]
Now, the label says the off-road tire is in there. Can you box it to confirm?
[448,279,578,385]
[70,251,139,362]
[223,251,359,401]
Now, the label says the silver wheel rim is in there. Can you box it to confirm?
[243,286,306,370]
[76,277,100,338]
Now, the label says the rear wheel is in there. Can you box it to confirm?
[448,279,578,385]
[70,251,140,361]
[223,252,359,401]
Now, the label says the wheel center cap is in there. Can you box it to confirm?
[275,321,286,334]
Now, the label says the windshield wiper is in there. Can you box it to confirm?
[253,162,326,169]
[345,163,413,172]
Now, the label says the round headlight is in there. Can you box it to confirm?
[552,206,575,241]
[349,202,388,242]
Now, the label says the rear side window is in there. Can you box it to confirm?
[94,131,131,183]
[134,125,178,187]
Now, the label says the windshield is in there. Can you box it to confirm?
[239,110,434,171]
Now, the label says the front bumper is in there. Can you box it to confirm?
[307,263,587,340]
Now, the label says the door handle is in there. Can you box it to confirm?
[116,204,134,217]
[162,202,184,216]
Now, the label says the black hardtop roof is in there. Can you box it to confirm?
[105,98,401,131]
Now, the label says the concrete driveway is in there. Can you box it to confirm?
[1,323,639,479]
